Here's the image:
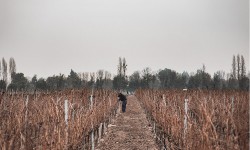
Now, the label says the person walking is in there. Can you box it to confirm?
[118,92,127,112]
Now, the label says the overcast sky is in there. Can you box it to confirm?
[0,0,249,78]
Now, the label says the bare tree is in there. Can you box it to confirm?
[2,58,7,83]
[114,57,128,90]
[9,57,15,73]
[104,71,111,80]
[77,72,82,79]
[236,54,241,80]
[0,61,1,80]
[82,72,89,81]
[141,67,153,88]
[9,57,16,81]
[118,57,123,77]
[202,64,206,73]
[117,57,127,78]
[103,71,112,89]
[232,55,236,79]
[96,70,104,80]
[88,72,95,87]
[96,70,104,89]
[240,55,246,78]
[122,57,127,77]
[81,72,89,87]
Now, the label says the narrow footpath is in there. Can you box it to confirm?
[96,95,158,150]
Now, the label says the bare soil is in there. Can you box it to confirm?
[96,95,159,150]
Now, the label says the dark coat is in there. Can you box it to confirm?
[118,93,127,101]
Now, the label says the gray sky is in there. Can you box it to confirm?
[0,0,249,78]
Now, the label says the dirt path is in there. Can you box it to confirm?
[96,95,158,150]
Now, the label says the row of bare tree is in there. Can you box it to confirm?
[128,54,248,91]
[0,55,248,91]
[0,57,16,89]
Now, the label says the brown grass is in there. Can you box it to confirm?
[0,89,118,149]
[135,89,249,150]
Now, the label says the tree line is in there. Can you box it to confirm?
[128,54,248,91]
[0,55,248,92]
[0,68,113,92]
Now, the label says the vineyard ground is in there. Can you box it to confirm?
[96,95,158,150]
